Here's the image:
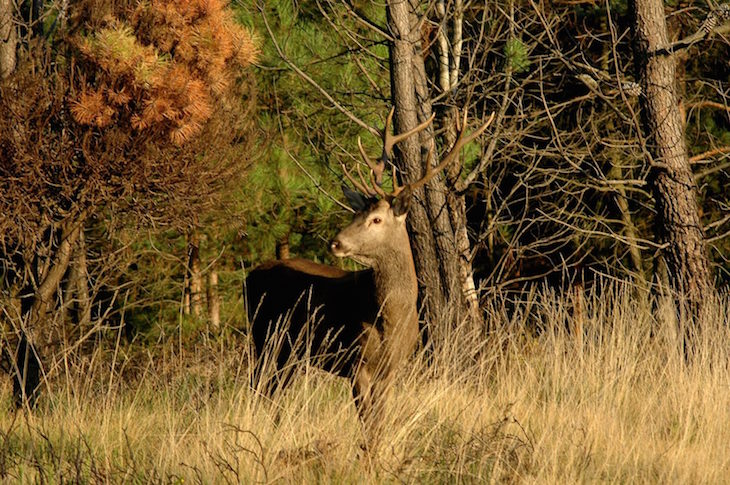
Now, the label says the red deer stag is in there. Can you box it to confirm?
[245,108,493,438]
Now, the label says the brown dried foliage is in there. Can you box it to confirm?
[0,0,258,257]
[69,0,257,143]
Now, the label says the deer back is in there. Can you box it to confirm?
[246,258,379,377]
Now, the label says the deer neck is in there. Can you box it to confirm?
[369,233,418,326]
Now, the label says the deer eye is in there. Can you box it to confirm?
[372,217,382,224]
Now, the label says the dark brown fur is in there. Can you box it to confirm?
[246,258,378,385]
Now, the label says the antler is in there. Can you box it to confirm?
[400,110,495,194]
[354,108,435,187]
[343,108,494,201]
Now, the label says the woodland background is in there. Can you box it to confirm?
[1,0,730,482]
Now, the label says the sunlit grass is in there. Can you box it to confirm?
[1,284,729,483]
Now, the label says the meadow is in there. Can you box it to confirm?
[1,284,728,483]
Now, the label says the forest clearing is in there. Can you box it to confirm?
[0,287,728,483]
[2,0,730,483]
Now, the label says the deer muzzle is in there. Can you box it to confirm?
[330,238,350,258]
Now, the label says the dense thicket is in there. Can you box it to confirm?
[0,0,257,406]
[243,0,730,295]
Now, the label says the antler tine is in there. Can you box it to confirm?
[357,136,385,185]
[383,109,436,157]
[358,163,387,198]
[392,164,401,193]
[406,111,495,192]
[341,163,378,197]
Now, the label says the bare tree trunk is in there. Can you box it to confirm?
[600,17,645,281]
[276,234,290,259]
[186,231,202,317]
[28,221,83,331]
[183,273,191,315]
[207,269,220,331]
[386,0,444,323]
[608,160,644,278]
[0,0,16,79]
[434,0,483,328]
[73,230,91,326]
[63,228,91,326]
[12,216,84,408]
[386,0,467,329]
[630,0,713,300]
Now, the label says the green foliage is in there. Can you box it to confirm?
[460,138,483,176]
[504,37,530,73]
[229,1,388,264]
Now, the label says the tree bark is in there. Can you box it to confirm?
[186,231,202,317]
[0,0,16,79]
[12,216,84,408]
[63,228,91,326]
[276,234,290,259]
[386,0,443,322]
[386,0,469,329]
[207,269,220,331]
[630,0,713,300]
[434,0,483,328]
[601,17,644,282]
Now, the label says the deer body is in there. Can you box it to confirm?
[244,107,492,441]
[247,260,378,379]
[246,200,419,429]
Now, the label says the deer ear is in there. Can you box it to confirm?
[342,185,369,212]
[392,187,412,217]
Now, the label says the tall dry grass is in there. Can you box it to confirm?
[1,283,729,483]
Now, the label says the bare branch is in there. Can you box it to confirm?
[259,4,379,137]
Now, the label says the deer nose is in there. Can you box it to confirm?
[330,238,349,257]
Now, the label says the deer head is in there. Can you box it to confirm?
[331,107,494,264]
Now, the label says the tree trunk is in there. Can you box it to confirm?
[630,0,713,300]
[12,216,84,408]
[63,228,91,326]
[207,269,220,331]
[386,0,467,329]
[276,234,290,259]
[600,18,644,282]
[433,0,483,328]
[73,230,91,326]
[608,159,645,279]
[0,0,16,79]
[186,231,202,317]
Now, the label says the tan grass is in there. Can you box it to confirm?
[1,283,729,483]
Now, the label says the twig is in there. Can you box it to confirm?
[651,4,730,56]
[259,3,379,137]
[689,146,730,163]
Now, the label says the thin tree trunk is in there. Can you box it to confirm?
[630,0,713,300]
[29,220,83,325]
[64,228,91,326]
[601,15,644,281]
[73,230,91,326]
[183,272,191,315]
[386,0,445,324]
[276,234,290,259]
[0,0,17,79]
[186,231,202,317]
[434,0,483,328]
[207,269,220,331]
[13,216,84,408]
[608,160,644,278]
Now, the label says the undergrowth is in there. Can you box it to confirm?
[1,284,729,483]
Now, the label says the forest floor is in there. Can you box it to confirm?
[0,284,729,483]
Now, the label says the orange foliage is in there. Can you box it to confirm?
[70,0,257,144]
